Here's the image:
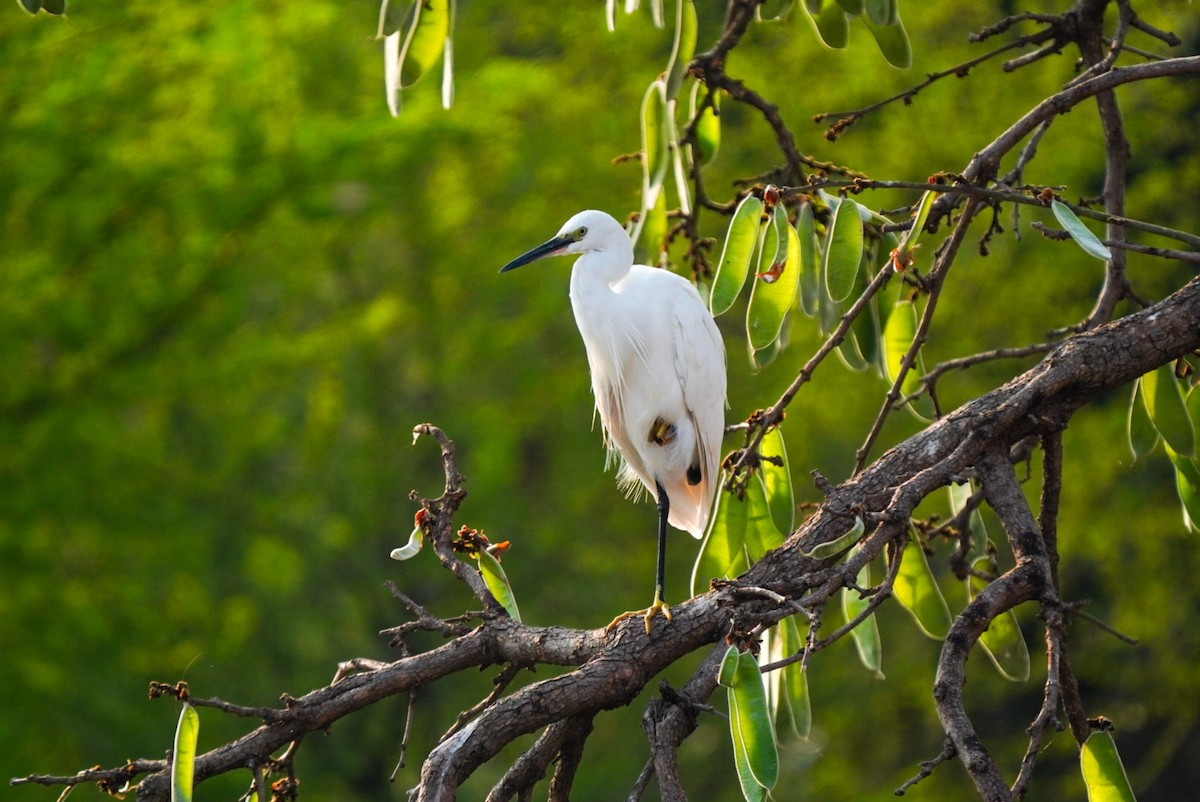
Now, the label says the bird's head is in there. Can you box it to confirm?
[499,210,629,273]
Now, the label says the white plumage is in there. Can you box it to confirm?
[500,209,727,629]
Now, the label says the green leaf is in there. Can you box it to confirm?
[779,616,812,738]
[635,179,669,266]
[727,649,780,792]
[796,202,820,317]
[837,249,881,373]
[824,198,864,302]
[172,703,199,802]
[398,0,451,89]
[743,472,785,562]
[842,553,884,677]
[882,298,923,398]
[1051,200,1113,261]
[665,0,697,101]
[1081,729,1137,802]
[42,0,65,12]
[947,480,988,559]
[968,556,1031,681]
[748,202,801,351]
[690,81,721,166]
[759,426,795,535]
[640,78,670,211]
[719,644,741,687]
[440,0,456,109]
[905,190,936,256]
[478,549,521,621]
[893,536,952,639]
[804,514,864,558]
[861,9,911,68]
[389,524,425,560]
[864,0,897,24]
[1165,445,1200,533]
[1126,379,1160,461]
[756,0,795,22]
[812,1,850,48]
[710,195,764,316]
[729,691,767,802]
[834,0,863,13]
[384,31,403,118]
[1139,363,1194,458]
[691,476,750,595]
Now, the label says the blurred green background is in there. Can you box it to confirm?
[3,1,1198,800]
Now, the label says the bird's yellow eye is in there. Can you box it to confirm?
[576,226,588,239]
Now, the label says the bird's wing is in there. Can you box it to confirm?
[589,318,654,503]
[670,279,727,534]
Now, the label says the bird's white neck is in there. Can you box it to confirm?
[569,245,635,291]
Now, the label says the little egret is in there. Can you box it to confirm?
[500,210,726,631]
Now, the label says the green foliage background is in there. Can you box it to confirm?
[2,2,1197,800]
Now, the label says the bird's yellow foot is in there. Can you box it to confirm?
[606,597,672,633]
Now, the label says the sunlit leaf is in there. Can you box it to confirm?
[665,0,697,100]
[812,0,850,48]
[1051,200,1113,261]
[690,81,721,166]
[1140,363,1195,458]
[692,476,750,595]
[711,195,765,315]
[796,202,820,317]
[384,31,403,118]
[650,0,665,28]
[440,0,456,109]
[172,703,199,802]
[894,536,952,639]
[641,78,670,212]
[842,552,883,677]
[907,190,937,252]
[389,525,425,560]
[478,549,521,621]
[883,298,923,398]
[398,0,451,89]
[824,198,864,302]
[861,8,911,68]
[1081,729,1137,802]
[803,514,864,558]
[748,202,800,351]
[760,626,783,719]
[968,556,1031,681]
[1126,379,1160,460]
[759,426,795,535]
[1165,446,1200,533]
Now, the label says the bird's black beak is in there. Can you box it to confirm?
[499,235,573,273]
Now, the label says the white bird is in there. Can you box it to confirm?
[500,210,727,631]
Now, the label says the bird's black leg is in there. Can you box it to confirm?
[605,481,674,634]
[653,480,669,614]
